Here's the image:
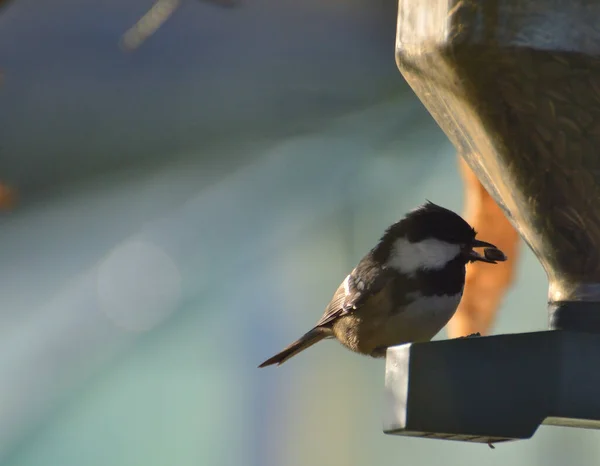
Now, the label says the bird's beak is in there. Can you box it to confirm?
[466,239,507,264]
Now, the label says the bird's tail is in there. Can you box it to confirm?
[258,328,327,368]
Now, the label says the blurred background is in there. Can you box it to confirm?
[0,0,597,465]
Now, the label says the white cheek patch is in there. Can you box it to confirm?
[387,237,461,274]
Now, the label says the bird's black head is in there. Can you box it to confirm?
[374,201,507,273]
[396,201,476,244]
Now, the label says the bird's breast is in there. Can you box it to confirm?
[332,292,463,355]
[387,292,463,343]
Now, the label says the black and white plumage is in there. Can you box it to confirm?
[258,201,507,368]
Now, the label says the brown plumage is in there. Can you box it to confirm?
[257,201,506,368]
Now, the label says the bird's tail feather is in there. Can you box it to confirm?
[258,328,326,368]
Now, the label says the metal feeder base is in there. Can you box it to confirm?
[383,331,600,444]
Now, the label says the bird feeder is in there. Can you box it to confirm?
[384,0,600,444]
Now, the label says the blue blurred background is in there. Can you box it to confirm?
[0,0,597,465]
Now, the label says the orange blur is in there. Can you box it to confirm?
[447,157,520,337]
[0,184,16,210]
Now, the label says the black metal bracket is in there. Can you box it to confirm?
[383,331,600,444]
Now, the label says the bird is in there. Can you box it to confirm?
[258,200,507,368]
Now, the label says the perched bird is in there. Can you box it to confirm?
[258,201,507,368]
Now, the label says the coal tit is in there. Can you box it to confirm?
[258,201,507,368]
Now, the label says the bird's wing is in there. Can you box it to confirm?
[313,263,392,328]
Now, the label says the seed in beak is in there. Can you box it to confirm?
[484,247,507,262]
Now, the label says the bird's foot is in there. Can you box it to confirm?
[456,332,481,339]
